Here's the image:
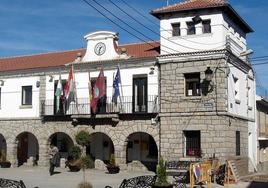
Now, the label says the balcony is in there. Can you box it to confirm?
[41,95,158,117]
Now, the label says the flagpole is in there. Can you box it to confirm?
[72,63,80,114]
[88,71,91,115]
[118,65,124,113]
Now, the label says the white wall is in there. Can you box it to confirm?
[45,66,158,114]
[227,64,255,120]
[159,10,246,56]
[0,76,40,118]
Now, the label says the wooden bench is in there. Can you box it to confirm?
[0,178,26,188]
[105,175,156,188]
[165,161,191,188]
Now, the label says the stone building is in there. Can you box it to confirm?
[256,95,268,171]
[0,0,257,170]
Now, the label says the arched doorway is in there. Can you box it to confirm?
[0,134,7,161]
[126,132,158,171]
[87,132,114,163]
[49,132,74,159]
[16,132,39,166]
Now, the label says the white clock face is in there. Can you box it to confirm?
[94,42,106,56]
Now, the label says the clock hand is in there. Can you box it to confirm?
[98,46,102,54]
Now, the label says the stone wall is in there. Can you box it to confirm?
[159,54,249,162]
[0,118,159,168]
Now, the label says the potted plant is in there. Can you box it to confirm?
[75,130,91,156]
[106,154,120,174]
[0,150,11,168]
[153,157,173,188]
[66,145,82,172]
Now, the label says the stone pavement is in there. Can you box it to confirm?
[0,167,267,188]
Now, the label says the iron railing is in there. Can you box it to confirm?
[41,95,158,116]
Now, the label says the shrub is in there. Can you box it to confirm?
[69,145,81,160]
[109,154,116,166]
[81,155,94,169]
[77,181,93,188]
[155,157,170,186]
[75,130,91,147]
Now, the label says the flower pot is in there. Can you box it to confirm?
[106,165,120,174]
[0,161,11,168]
[66,160,81,172]
[152,184,173,188]
[68,164,81,172]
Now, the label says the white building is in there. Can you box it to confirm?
[0,0,257,171]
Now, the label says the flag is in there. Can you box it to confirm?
[91,67,106,113]
[64,65,75,110]
[112,68,121,104]
[55,72,63,113]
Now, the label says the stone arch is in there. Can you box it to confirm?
[88,132,115,163]
[0,133,7,161]
[48,132,74,159]
[125,131,158,172]
[16,132,39,166]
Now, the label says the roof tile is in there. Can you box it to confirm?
[152,0,228,14]
[0,41,160,72]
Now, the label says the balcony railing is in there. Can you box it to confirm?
[41,95,158,116]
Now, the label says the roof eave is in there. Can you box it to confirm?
[151,4,253,33]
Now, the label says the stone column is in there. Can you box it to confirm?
[6,139,17,167]
[114,144,126,170]
[38,139,50,167]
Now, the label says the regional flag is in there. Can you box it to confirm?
[64,65,75,107]
[112,68,121,104]
[91,67,106,113]
[55,72,63,113]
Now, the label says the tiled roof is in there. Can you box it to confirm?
[0,41,160,72]
[151,0,228,14]
[151,0,253,33]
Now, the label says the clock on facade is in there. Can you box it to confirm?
[94,42,106,56]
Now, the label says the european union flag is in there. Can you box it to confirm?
[112,68,121,104]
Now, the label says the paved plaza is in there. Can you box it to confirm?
[0,167,268,188]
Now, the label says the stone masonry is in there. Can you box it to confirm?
[158,50,250,162]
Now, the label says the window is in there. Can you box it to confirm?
[172,23,181,36]
[184,131,201,157]
[187,22,196,35]
[185,73,201,96]
[202,20,211,33]
[236,131,240,156]
[21,86,32,105]
[233,75,240,102]
[133,76,147,113]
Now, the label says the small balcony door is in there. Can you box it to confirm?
[133,76,147,113]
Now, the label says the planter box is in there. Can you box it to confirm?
[106,165,120,174]
[152,184,173,188]
[0,161,11,168]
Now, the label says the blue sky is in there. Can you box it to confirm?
[0,0,268,95]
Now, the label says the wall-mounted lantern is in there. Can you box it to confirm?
[49,75,54,82]
[205,67,213,82]
[0,80,4,86]
[36,81,40,88]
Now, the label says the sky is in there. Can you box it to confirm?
[0,0,268,95]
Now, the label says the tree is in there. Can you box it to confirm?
[75,130,91,156]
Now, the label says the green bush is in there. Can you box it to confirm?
[77,181,93,188]
[69,145,81,160]
[75,130,91,147]
[155,157,170,186]
[109,154,116,166]
[81,155,94,169]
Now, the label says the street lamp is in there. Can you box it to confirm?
[205,67,213,82]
